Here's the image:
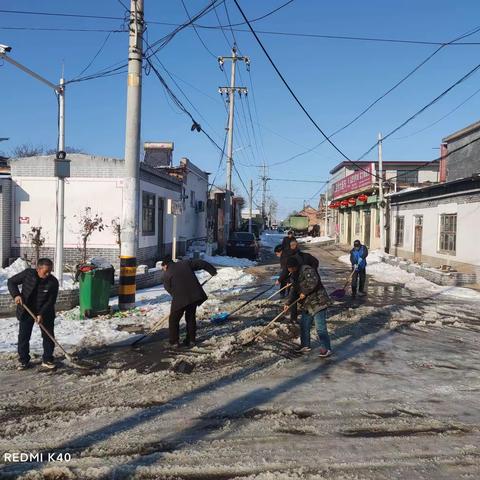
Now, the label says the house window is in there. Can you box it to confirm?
[395,216,404,246]
[396,170,418,184]
[439,214,457,254]
[190,190,195,208]
[142,192,156,235]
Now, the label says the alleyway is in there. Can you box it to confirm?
[1,242,479,479]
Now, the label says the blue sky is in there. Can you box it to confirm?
[2,0,480,218]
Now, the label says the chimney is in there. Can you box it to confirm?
[143,142,174,168]
[439,142,447,183]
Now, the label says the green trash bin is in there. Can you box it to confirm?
[79,266,114,318]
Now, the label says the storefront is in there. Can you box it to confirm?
[329,163,382,249]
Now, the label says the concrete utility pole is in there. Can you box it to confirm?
[119,0,144,310]
[248,179,253,233]
[378,132,385,254]
[324,182,329,237]
[261,164,268,228]
[218,46,249,251]
[0,45,66,284]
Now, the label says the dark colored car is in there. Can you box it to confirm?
[226,232,259,260]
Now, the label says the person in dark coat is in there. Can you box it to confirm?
[281,230,296,251]
[7,258,59,370]
[161,257,217,347]
[284,257,332,357]
[350,239,369,297]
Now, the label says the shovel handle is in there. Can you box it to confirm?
[228,283,275,317]
[247,297,301,345]
[22,304,73,361]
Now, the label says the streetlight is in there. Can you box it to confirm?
[0,44,66,285]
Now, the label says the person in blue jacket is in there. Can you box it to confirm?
[350,239,368,297]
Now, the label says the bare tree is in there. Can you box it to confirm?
[110,217,122,252]
[75,207,105,263]
[22,226,46,265]
[45,146,84,155]
[12,144,44,158]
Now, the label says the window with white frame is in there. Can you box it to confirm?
[395,216,404,246]
[439,213,457,254]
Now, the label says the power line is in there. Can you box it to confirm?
[392,86,480,140]
[73,31,113,80]
[269,178,328,183]
[0,26,126,32]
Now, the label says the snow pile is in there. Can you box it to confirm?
[0,258,76,292]
[339,250,480,301]
[0,258,29,293]
[297,236,333,244]
[201,254,256,268]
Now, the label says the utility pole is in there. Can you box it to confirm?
[324,182,329,237]
[260,164,268,228]
[54,77,66,287]
[248,179,253,233]
[119,0,144,310]
[378,132,385,254]
[0,45,67,284]
[218,46,249,252]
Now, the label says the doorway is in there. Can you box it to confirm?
[363,210,371,247]
[347,211,352,245]
[414,215,423,263]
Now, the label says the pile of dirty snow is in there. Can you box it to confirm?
[339,250,480,301]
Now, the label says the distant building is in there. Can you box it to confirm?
[328,160,439,249]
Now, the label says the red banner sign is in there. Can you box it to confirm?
[332,164,374,199]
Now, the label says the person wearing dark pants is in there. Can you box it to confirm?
[7,258,59,370]
[350,239,369,298]
[161,256,217,348]
[284,257,332,357]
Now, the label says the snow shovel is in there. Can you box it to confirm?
[22,304,96,370]
[131,276,213,347]
[330,269,356,300]
[243,298,302,346]
[255,283,292,309]
[210,283,277,324]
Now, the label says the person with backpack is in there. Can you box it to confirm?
[350,239,369,297]
[284,257,332,357]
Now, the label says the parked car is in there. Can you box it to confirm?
[226,231,259,260]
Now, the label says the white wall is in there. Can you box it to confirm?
[178,167,207,242]
[390,200,480,266]
[13,177,123,248]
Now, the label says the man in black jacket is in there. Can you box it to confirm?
[281,230,295,251]
[7,258,59,370]
[161,257,217,347]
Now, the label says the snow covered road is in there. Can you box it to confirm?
[0,243,479,479]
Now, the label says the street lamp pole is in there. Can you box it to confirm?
[0,46,67,283]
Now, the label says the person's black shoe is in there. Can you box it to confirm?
[17,361,31,371]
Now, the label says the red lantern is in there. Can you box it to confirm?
[328,202,335,209]
[340,200,349,207]
[333,202,340,208]
[358,194,368,202]
[348,197,357,206]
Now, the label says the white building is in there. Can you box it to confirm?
[2,151,210,268]
[389,176,480,280]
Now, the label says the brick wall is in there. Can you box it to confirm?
[0,178,12,267]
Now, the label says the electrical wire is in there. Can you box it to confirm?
[72,31,113,80]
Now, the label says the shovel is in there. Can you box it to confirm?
[132,276,213,347]
[22,304,96,370]
[243,297,301,346]
[330,269,356,300]
[210,283,278,324]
